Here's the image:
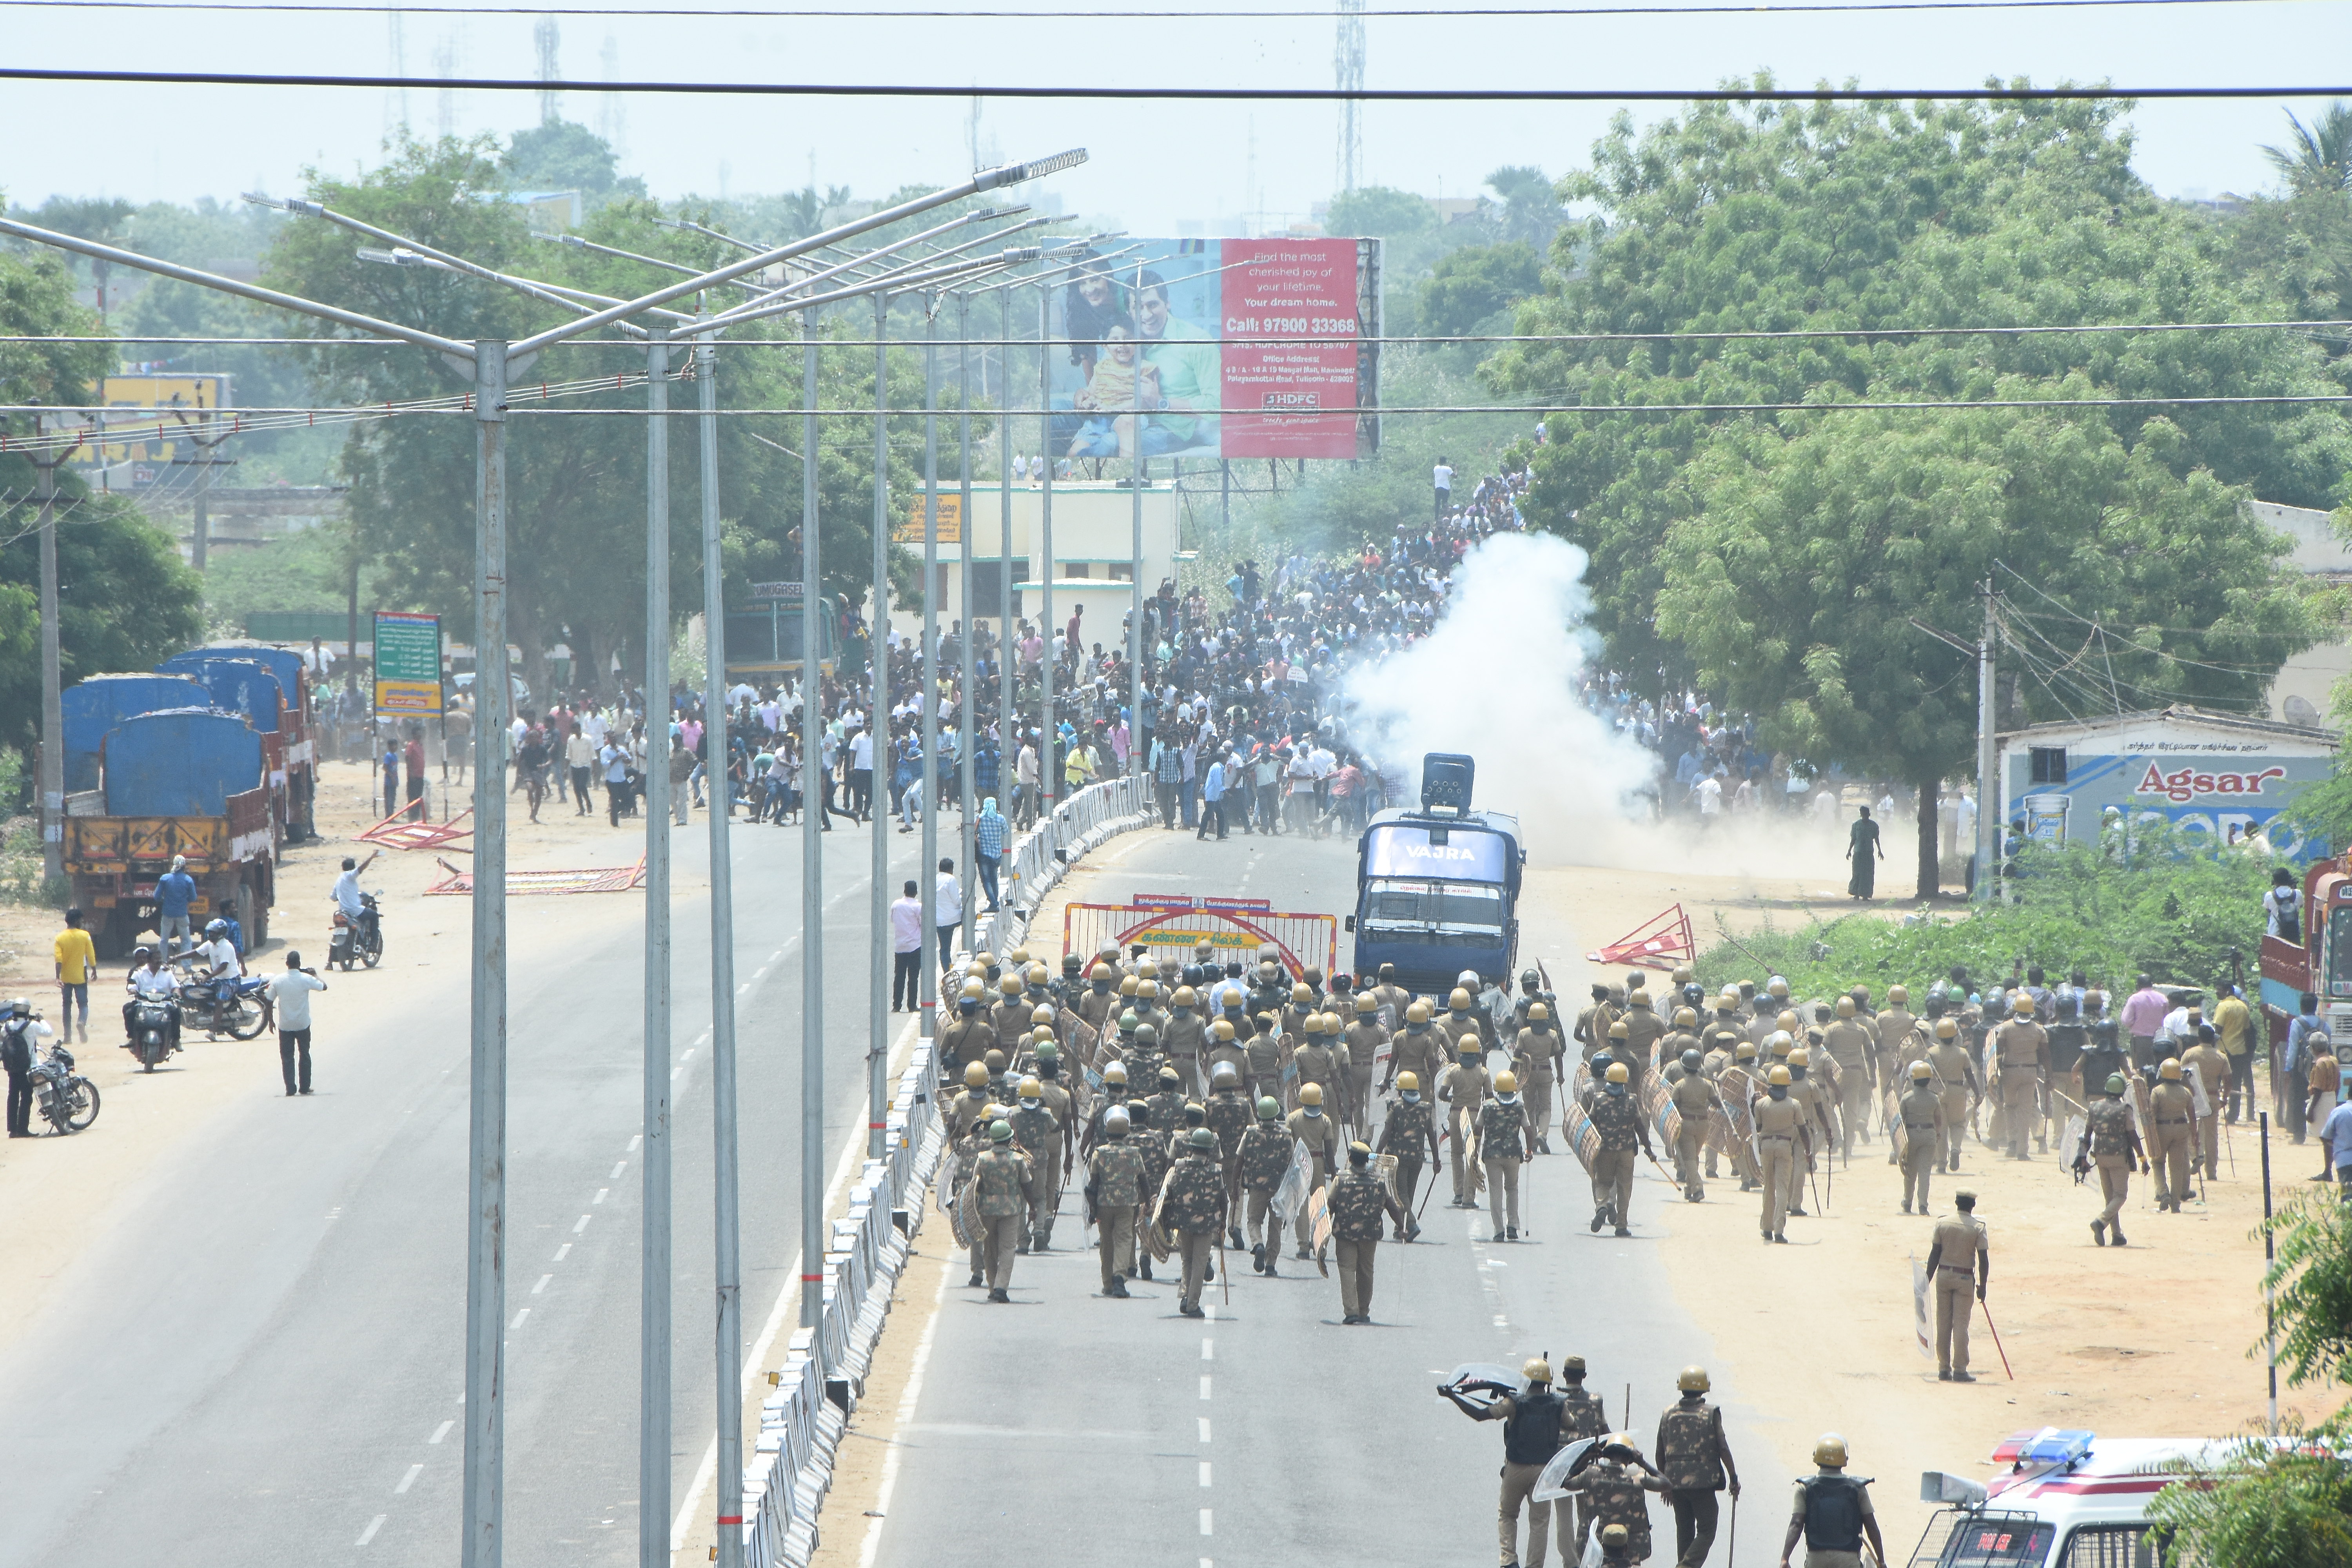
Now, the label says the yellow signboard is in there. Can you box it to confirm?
[892,492,963,544]
[90,374,233,466]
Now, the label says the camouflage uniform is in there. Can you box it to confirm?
[1587,1090,1650,1230]
[1655,1397,1737,1568]
[1007,1102,1063,1249]
[1477,1095,1529,1236]
[1560,1458,1667,1564]
[1203,1088,1254,1232]
[2083,1096,2140,1234]
[1326,1164,1403,1320]
[969,1145,1034,1292]
[1085,1137,1148,1290]
[1236,1119,1296,1258]
[1155,1149,1227,1311]
[1376,1094,1439,1236]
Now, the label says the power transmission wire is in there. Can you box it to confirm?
[3,65,2349,99]
[0,0,2302,14]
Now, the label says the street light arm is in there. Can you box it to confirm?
[0,215,475,358]
[707,207,1029,309]
[695,217,1050,334]
[509,149,1083,358]
[696,249,1039,336]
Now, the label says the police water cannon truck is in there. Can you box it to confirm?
[1346,752,1525,998]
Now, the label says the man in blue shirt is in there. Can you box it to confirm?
[1196,753,1229,842]
[2319,1095,2352,1200]
[2287,993,2327,1143]
[154,854,198,960]
[974,798,1009,912]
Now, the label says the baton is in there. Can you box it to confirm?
[1728,1492,1737,1568]
[1808,1162,1825,1217]
[1978,1294,2016,1380]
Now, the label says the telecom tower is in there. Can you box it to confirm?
[534,19,561,125]
[1334,0,1365,195]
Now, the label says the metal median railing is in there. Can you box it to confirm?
[737,769,1152,1568]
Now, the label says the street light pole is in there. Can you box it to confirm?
[639,327,675,1568]
[35,416,73,890]
[958,294,976,947]
[999,288,1014,816]
[920,309,941,1041]
[462,338,512,1568]
[1038,288,1056,822]
[869,290,891,1161]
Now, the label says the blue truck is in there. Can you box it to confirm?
[1345,753,1525,998]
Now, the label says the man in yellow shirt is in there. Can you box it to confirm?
[53,907,99,1045]
[2212,986,2255,1124]
[1063,733,1097,793]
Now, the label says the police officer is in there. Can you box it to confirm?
[1439,1355,1577,1568]
[1156,1126,1228,1317]
[1515,1002,1566,1154]
[1780,1434,1883,1568]
[1343,992,1389,1130]
[1588,1061,1653,1236]
[948,1061,995,1142]
[1819,997,1877,1158]
[1441,1044,1492,1208]
[1753,1063,1811,1243]
[1993,993,2049,1158]
[1655,1366,1741,1568]
[1620,986,1666,1094]
[1287,1082,1343,1256]
[1924,1191,1989,1381]
[2149,1057,2200,1210]
[1292,1012,1345,1121]
[1376,1070,1441,1239]
[1895,1060,1947,1215]
[1085,1107,1148,1297]
[1925,1019,1978,1172]
[1327,1140,1406,1324]
[3,998,48,1138]
[1559,1434,1670,1564]
[1164,984,1210,1096]
[2180,1024,2229,1180]
[1203,1060,1254,1245]
[1007,1075,1063,1252]
[1386,998,1446,1098]
[966,1120,1034,1303]
[1236,1094,1294,1273]
[1479,1069,1535,1240]
[939,978,994,1069]
[1668,1049,1719,1202]
[2074,1073,2149,1247]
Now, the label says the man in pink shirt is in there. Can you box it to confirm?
[889,880,923,1012]
[2119,973,2167,1072]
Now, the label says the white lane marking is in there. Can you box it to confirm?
[673,1018,915,1554]
[611,1161,628,1179]
[532,1274,552,1296]
[1199,1418,1211,1443]
[509,1308,530,1330]
[856,1257,952,1568]
[1198,1376,1212,1400]
[1199,1510,1213,1536]
[554,1243,572,1262]
[394,1464,423,1495]
[573,1215,592,1235]
[593,1188,609,1205]
[429,1420,454,1445]
[628,1134,642,1152]
[1200,1339,1214,1361]
[356,1515,387,1546]
[1198,1461,1212,1487]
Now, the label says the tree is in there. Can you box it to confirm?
[1484,89,2350,894]
[1419,241,1543,338]
[501,119,645,204]
[21,196,135,329]
[0,243,203,753]
[2263,102,2352,196]
[1482,166,1565,250]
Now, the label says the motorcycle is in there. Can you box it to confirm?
[330,891,385,972]
[125,996,180,1072]
[172,965,275,1041]
[30,1044,100,1133]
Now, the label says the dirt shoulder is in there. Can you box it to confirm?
[1523,856,2299,1559]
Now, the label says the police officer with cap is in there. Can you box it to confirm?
[1327,1140,1406,1323]
[1780,1434,1882,1568]
[1656,1366,1740,1567]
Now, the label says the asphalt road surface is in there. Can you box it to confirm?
[866,817,1795,1567]
[0,808,936,1567]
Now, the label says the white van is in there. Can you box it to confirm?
[1912,1428,2231,1567]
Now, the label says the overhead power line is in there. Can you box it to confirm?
[2,65,2348,99]
[0,0,2303,14]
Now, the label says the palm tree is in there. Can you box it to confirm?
[30,196,136,330]
[2261,102,2352,195]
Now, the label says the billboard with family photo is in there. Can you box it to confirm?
[1045,237,1374,464]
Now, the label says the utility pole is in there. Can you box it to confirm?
[958,294,977,948]
[180,406,234,573]
[639,327,673,1568]
[919,306,941,1048]
[869,291,891,1162]
[1038,289,1055,817]
[1976,578,1997,905]
[36,415,82,889]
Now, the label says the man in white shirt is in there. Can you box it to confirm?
[849,724,875,820]
[268,951,330,1096]
[933,858,964,975]
[889,880,923,1011]
[1432,456,1454,518]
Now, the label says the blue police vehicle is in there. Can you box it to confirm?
[1346,753,1524,997]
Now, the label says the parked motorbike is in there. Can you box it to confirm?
[125,996,180,1072]
[31,1044,100,1133]
[330,891,385,972]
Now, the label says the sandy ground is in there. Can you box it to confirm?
[809,832,2299,1566]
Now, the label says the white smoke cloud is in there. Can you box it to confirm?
[1338,531,1851,882]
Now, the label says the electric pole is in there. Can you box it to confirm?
[1976,578,1997,904]
[37,415,82,889]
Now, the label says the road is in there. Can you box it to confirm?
[0,804,936,1568]
[859,820,1795,1567]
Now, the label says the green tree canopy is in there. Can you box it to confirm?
[1485,88,2348,892]
[1419,241,1543,338]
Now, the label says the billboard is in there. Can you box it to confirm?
[372,611,445,717]
[75,373,234,483]
[1998,713,2339,860]
[1046,238,1374,463]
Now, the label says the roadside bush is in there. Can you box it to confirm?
[1692,824,2276,995]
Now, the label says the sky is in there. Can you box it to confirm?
[0,0,2345,232]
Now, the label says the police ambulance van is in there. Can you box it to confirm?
[1913,1428,2232,1567]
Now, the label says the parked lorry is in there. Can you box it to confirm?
[59,672,207,793]
[158,644,318,840]
[2258,851,2352,1055]
[63,708,276,958]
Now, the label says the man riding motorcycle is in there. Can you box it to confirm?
[123,946,183,1053]
[198,919,244,1030]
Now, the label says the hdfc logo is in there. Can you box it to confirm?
[2132,762,2287,804]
